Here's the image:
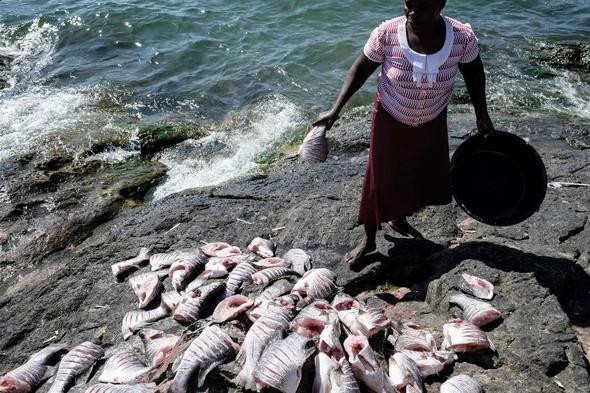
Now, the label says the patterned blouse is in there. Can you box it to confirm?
[363,16,480,127]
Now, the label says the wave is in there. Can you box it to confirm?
[150,95,304,200]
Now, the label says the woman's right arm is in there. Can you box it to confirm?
[313,52,381,130]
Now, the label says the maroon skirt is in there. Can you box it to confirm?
[358,98,452,225]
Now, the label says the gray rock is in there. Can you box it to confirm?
[0,112,588,393]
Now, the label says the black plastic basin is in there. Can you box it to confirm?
[450,130,547,226]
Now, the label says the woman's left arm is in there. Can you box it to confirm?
[459,55,494,136]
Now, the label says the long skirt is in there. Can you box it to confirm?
[357,98,452,225]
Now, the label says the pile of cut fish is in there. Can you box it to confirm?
[0,237,503,393]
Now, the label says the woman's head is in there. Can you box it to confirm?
[404,0,446,31]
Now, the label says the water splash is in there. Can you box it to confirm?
[0,18,59,91]
[151,96,303,200]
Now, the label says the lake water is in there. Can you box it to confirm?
[1,0,588,198]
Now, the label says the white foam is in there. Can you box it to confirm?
[151,96,303,200]
[0,18,58,91]
[0,86,91,160]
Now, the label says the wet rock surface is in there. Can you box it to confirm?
[0,111,588,392]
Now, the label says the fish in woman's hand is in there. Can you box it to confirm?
[0,345,65,393]
[170,325,239,393]
[47,342,104,393]
[298,125,328,163]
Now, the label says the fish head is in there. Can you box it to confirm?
[138,278,161,308]
[290,317,326,338]
[318,323,345,361]
[212,295,255,323]
[0,376,31,393]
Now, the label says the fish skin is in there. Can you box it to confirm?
[47,342,104,393]
[200,255,243,280]
[84,383,156,393]
[449,293,502,327]
[224,261,258,297]
[400,350,457,378]
[258,279,294,302]
[247,294,297,322]
[332,294,387,338]
[211,295,255,323]
[313,353,361,393]
[282,248,312,276]
[254,332,316,393]
[173,282,225,324]
[247,237,276,258]
[214,246,242,258]
[252,257,288,269]
[459,274,494,300]
[314,320,361,393]
[291,268,337,307]
[149,252,178,271]
[251,267,299,287]
[394,323,437,353]
[98,352,151,384]
[290,300,338,338]
[442,319,496,353]
[170,325,239,393]
[128,272,166,309]
[344,335,394,393]
[356,309,390,337]
[0,345,65,393]
[122,306,169,340]
[160,291,183,312]
[298,125,328,163]
[138,329,180,367]
[387,352,423,393]
[440,374,482,393]
[235,302,294,391]
[168,248,208,291]
[111,248,151,278]
[200,242,231,257]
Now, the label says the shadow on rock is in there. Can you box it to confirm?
[424,241,590,329]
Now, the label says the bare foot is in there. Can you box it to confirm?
[344,238,376,266]
[387,218,424,239]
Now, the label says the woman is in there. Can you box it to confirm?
[313,0,494,265]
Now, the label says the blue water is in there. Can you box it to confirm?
[0,0,588,198]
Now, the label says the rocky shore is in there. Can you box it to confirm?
[0,109,588,392]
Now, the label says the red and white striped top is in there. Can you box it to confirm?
[364,16,480,127]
